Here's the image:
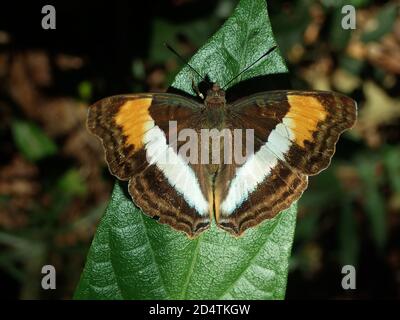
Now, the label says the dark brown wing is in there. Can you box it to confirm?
[87,93,212,237]
[215,90,357,236]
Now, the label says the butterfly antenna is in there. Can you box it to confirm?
[222,45,278,89]
[164,43,210,84]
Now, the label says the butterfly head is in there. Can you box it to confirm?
[205,83,226,107]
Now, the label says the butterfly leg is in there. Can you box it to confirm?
[192,79,204,100]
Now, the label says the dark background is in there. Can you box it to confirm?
[0,0,399,299]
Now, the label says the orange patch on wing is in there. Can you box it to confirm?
[286,95,326,148]
[115,98,153,148]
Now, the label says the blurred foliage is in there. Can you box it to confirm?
[12,120,57,162]
[0,0,400,299]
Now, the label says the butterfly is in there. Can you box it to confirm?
[87,49,357,238]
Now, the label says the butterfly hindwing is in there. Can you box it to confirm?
[129,163,210,237]
[217,160,308,235]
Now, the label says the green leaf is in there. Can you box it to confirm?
[384,148,400,194]
[329,7,351,51]
[269,0,310,57]
[57,168,87,197]
[172,0,287,92]
[12,120,57,162]
[321,0,372,8]
[75,0,295,300]
[338,195,359,267]
[358,159,387,250]
[339,55,364,75]
[149,17,220,64]
[78,80,93,102]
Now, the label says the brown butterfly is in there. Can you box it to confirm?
[87,49,357,238]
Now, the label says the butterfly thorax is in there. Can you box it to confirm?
[204,84,226,109]
[203,83,227,130]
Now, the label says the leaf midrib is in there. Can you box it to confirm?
[217,213,284,299]
[180,236,202,299]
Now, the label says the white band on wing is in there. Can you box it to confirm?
[220,121,294,215]
[143,125,209,216]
